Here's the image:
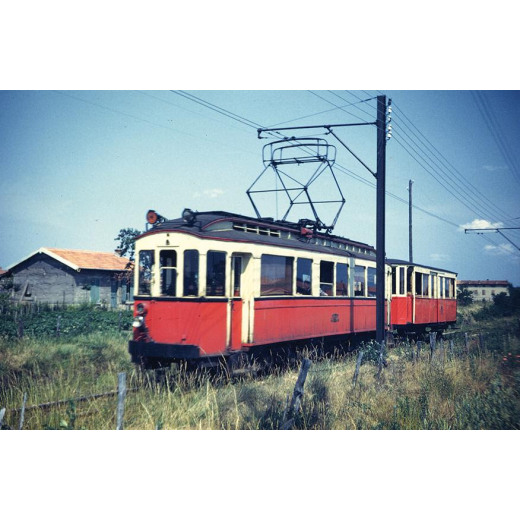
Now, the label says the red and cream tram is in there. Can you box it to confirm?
[129,210,456,368]
[388,259,457,335]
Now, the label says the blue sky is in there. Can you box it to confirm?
[1,90,519,285]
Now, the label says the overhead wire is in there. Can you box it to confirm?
[337,90,520,257]
[471,90,520,187]
[342,90,516,225]
[171,89,469,232]
[51,90,259,157]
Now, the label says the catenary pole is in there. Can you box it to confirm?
[376,96,387,343]
[409,179,414,263]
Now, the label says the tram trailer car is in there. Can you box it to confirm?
[388,259,457,336]
[129,210,457,368]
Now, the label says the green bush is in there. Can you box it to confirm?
[0,306,133,339]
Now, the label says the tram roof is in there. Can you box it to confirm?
[386,258,457,275]
[140,211,378,261]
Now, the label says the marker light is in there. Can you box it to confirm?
[146,210,159,225]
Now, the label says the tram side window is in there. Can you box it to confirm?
[183,250,199,296]
[415,272,422,296]
[206,251,226,297]
[392,267,397,295]
[336,263,348,296]
[449,278,455,298]
[407,267,414,296]
[354,265,366,297]
[422,273,430,297]
[400,268,405,295]
[261,254,293,296]
[439,276,444,298]
[296,258,312,295]
[138,250,154,295]
[367,267,377,297]
[320,261,334,296]
[445,277,450,298]
[160,250,177,296]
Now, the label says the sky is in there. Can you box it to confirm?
[1,90,519,285]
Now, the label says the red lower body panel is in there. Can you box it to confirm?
[137,300,228,356]
[391,296,413,325]
[253,298,381,346]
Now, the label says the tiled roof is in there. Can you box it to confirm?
[0,269,6,276]
[457,280,509,286]
[46,248,130,271]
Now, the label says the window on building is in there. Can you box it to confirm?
[138,250,154,295]
[296,258,312,295]
[422,274,429,297]
[160,250,177,296]
[320,261,334,296]
[482,289,486,296]
[491,289,496,295]
[354,265,366,297]
[336,263,348,296]
[183,250,199,296]
[206,251,226,296]
[367,267,377,297]
[261,254,293,296]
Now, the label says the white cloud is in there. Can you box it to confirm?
[483,243,515,255]
[193,188,224,199]
[483,165,508,172]
[430,253,450,262]
[459,218,503,232]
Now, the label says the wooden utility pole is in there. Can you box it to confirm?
[376,95,387,344]
[408,179,413,263]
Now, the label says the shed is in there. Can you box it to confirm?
[3,248,133,307]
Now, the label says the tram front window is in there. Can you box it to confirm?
[207,251,226,296]
[160,250,177,296]
[183,250,199,296]
[138,250,154,295]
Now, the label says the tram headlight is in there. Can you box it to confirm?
[133,316,145,328]
[136,303,145,314]
[182,208,197,225]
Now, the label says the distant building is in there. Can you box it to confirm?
[2,248,133,307]
[457,280,510,302]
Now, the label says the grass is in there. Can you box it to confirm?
[1,315,519,430]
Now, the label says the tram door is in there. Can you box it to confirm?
[229,254,253,351]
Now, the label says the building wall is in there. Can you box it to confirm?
[9,255,131,307]
[459,284,509,302]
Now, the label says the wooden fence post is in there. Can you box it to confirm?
[18,318,24,339]
[429,332,437,362]
[56,316,61,338]
[118,311,122,332]
[449,340,454,357]
[281,359,311,430]
[116,372,127,430]
[464,333,469,354]
[19,392,27,430]
[417,341,423,360]
[352,351,364,387]
[376,341,386,380]
[0,408,5,428]
[479,332,485,352]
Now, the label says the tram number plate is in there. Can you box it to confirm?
[331,313,339,323]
